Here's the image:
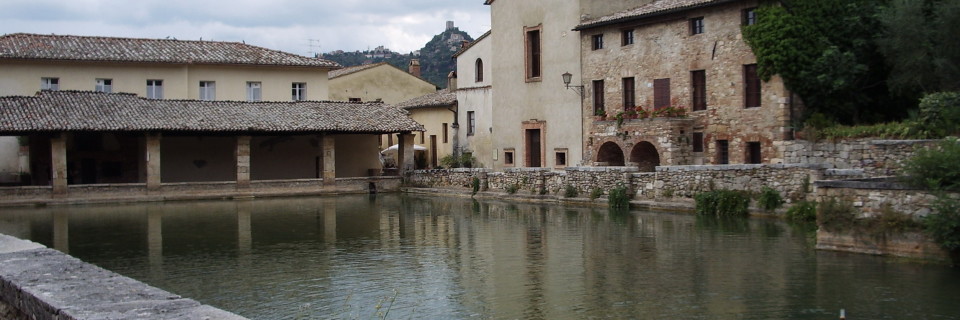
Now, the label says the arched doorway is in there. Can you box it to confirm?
[630,141,660,172]
[596,142,625,166]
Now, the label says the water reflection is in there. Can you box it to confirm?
[0,195,958,319]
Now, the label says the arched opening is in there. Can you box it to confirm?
[475,58,484,82]
[596,142,625,166]
[630,141,660,172]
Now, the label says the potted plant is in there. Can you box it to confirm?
[595,109,607,121]
[625,109,638,119]
[635,106,649,119]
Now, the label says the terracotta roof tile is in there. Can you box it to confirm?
[453,30,491,58]
[0,33,339,68]
[575,0,737,30]
[0,91,423,134]
[395,89,457,110]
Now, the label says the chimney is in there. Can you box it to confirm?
[447,71,458,91]
[408,59,421,77]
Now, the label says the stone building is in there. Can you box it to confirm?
[0,33,339,184]
[453,31,494,168]
[574,0,796,169]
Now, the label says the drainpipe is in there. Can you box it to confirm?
[449,102,459,157]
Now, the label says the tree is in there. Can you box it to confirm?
[743,0,899,125]
[877,0,960,97]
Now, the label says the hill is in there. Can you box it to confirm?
[323,25,473,88]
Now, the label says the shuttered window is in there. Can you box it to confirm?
[654,78,670,110]
[593,80,605,115]
[744,64,761,108]
[622,77,635,110]
[691,70,706,111]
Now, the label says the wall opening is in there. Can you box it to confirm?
[596,142,625,166]
[630,141,660,172]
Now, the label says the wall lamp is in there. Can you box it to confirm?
[562,72,584,98]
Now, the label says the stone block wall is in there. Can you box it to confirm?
[780,139,936,177]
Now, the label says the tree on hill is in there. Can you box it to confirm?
[877,0,960,98]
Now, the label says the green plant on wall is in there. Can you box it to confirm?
[564,185,579,198]
[757,187,785,212]
[608,184,631,209]
[471,177,480,195]
[506,184,519,194]
[590,187,604,200]
[695,190,750,217]
[786,201,817,223]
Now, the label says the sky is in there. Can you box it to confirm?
[0,0,491,57]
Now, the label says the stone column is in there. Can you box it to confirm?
[236,135,251,189]
[321,134,336,186]
[146,133,162,192]
[399,133,415,174]
[51,132,68,196]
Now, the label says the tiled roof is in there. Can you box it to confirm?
[0,33,339,68]
[395,89,457,110]
[453,30,491,58]
[575,0,737,30]
[0,91,424,134]
[328,62,389,79]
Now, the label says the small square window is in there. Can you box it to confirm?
[504,149,515,166]
[147,80,163,99]
[292,82,307,101]
[246,82,262,102]
[592,34,604,50]
[41,77,59,91]
[743,8,757,26]
[554,148,568,168]
[348,97,362,102]
[199,81,216,101]
[690,17,704,35]
[95,79,112,93]
[621,29,634,46]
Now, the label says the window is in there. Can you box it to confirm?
[622,29,634,46]
[693,132,704,152]
[747,142,762,164]
[504,149,515,166]
[743,8,757,26]
[653,78,671,110]
[146,80,163,99]
[348,98,362,102]
[246,82,262,102]
[691,70,706,111]
[716,140,729,164]
[199,81,216,101]
[467,111,476,136]
[690,17,704,35]
[292,82,307,101]
[95,79,112,93]
[442,123,449,143]
[622,77,635,110]
[525,26,542,80]
[744,64,761,108]
[475,59,484,82]
[555,149,568,168]
[420,132,425,144]
[591,34,604,50]
[41,77,59,91]
[592,80,605,115]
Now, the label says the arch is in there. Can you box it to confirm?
[475,58,484,82]
[596,142,625,166]
[630,141,660,172]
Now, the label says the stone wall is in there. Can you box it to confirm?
[0,234,246,319]
[780,139,937,177]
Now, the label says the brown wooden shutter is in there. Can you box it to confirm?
[744,64,760,108]
[654,78,670,109]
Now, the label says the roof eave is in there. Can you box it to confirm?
[573,0,740,31]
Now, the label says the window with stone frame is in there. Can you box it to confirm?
[622,77,635,110]
[691,70,706,111]
[690,17,704,35]
[716,140,730,164]
[746,141,762,164]
[653,78,670,110]
[593,80,605,115]
[525,26,542,80]
[693,132,704,152]
[555,148,568,168]
[622,29,634,46]
[743,64,761,108]
[592,34,604,50]
[504,149,515,166]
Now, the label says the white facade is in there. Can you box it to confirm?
[455,33,495,167]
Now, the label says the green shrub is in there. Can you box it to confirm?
[440,153,480,168]
[901,138,960,191]
[924,196,960,252]
[695,190,750,217]
[817,198,858,232]
[786,201,817,223]
[471,177,480,195]
[564,185,578,198]
[590,187,604,200]
[506,184,519,194]
[913,91,960,139]
[757,187,785,212]
[608,185,631,209]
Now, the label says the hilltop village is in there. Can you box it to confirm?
[0,0,957,262]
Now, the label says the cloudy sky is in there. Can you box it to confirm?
[0,0,490,56]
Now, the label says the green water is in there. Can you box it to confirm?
[0,194,957,319]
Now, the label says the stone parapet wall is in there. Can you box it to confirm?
[780,139,936,177]
[814,179,938,218]
[644,164,822,201]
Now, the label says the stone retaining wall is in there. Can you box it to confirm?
[0,234,246,319]
[780,139,936,177]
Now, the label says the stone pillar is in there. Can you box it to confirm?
[146,133,162,192]
[321,134,336,186]
[236,135,251,189]
[399,133,415,174]
[51,132,68,196]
